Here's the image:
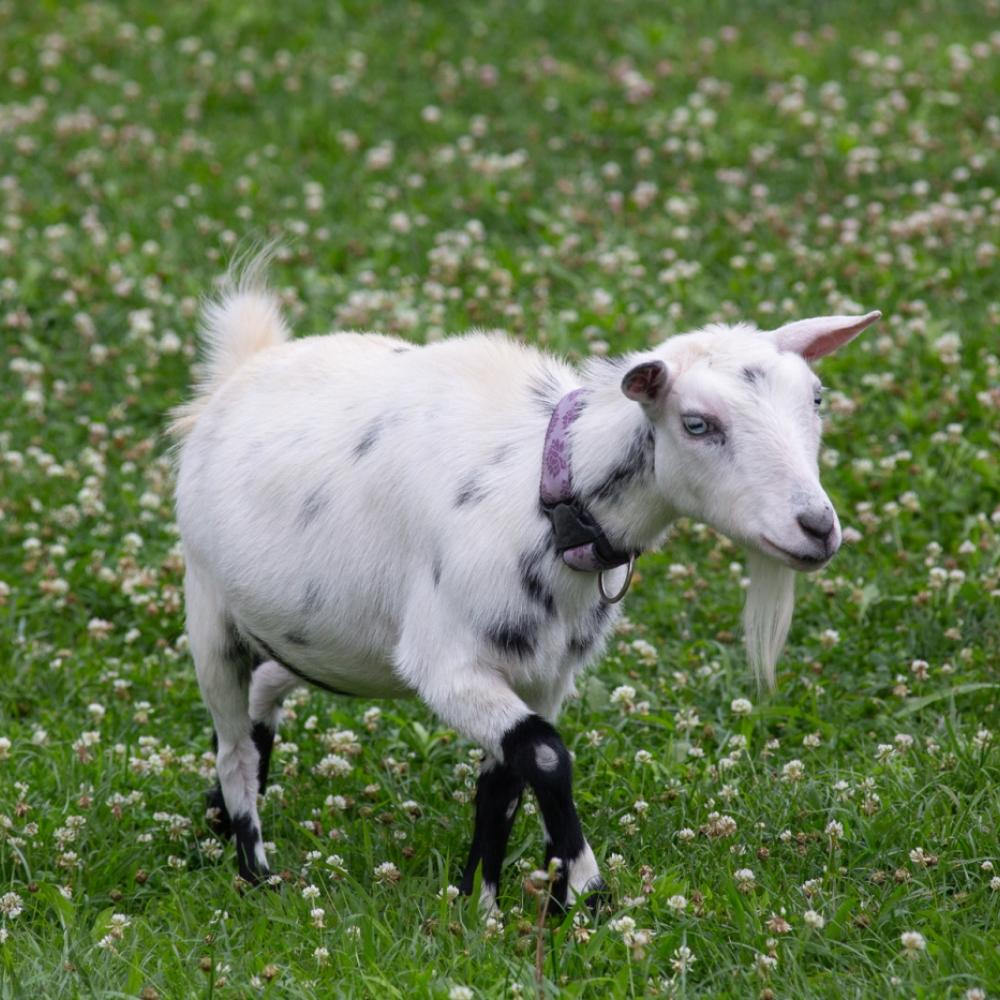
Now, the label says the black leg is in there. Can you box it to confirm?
[251,720,275,793]
[459,758,525,902]
[501,715,605,910]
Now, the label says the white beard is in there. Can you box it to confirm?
[743,550,796,690]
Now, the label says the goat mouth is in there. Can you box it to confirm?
[758,536,831,572]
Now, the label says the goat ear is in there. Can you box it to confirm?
[621,359,671,406]
[767,311,881,362]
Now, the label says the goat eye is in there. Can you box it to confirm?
[813,387,823,408]
[682,415,709,436]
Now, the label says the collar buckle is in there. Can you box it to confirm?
[599,555,635,603]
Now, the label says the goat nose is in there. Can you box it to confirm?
[797,505,834,542]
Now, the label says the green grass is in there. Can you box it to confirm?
[1,0,999,996]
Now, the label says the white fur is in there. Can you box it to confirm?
[173,257,875,877]
[566,843,602,904]
[743,552,796,690]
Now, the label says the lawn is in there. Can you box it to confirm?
[1,0,998,996]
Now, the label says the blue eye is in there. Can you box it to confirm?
[682,415,709,436]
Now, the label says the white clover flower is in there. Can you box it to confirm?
[900,930,926,957]
[634,749,653,765]
[734,868,755,891]
[782,759,805,781]
[803,909,825,929]
[609,915,636,937]
[671,944,695,973]
[610,685,636,706]
[667,894,687,913]
[373,861,401,884]
[0,892,24,918]
[448,987,473,1000]
[755,953,777,975]
[629,638,658,665]
[730,697,753,716]
[825,820,844,839]
[313,753,352,778]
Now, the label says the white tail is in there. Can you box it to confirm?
[170,248,289,439]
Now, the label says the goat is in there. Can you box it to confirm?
[171,258,878,907]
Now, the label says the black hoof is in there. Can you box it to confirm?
[582,876,611,913]
[236,865,272,888]
[205,784,233,839]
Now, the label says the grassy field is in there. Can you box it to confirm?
[1,0,999,996]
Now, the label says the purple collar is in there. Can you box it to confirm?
[540,389,636,586]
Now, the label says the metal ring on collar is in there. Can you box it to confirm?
[598,555,635,604]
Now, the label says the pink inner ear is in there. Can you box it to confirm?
[802,329,856,361]
[771,311,881,361]
[622,361,668,403]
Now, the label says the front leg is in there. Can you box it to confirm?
[501,714,606,910]
[412,663,604,912]
[459,756,525,907]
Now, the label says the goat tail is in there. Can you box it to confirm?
[743,551,796,692]
[169,245,290,440]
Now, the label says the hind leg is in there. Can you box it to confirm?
[187,567,269,884]
[248,659,300,793]
[206,659,299,838]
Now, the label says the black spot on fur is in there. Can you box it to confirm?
[743,366,763,386]
[222,621,258,682]
[518,547,555,617]
[485,618,539,659]
[567,601,612,659]
[302,580,323,616]
[353,416,384,460]
[489,443,513,466]
[299,486,329,527]
[528,368,564,414]
[432,557,443,587]
[587,425,655,502]
[455,475,488,508]
[283,631,308,647]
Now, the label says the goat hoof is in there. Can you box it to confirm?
[235,866,273,890]
[581,876,611,913]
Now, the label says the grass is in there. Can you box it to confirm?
[1,0,998,996]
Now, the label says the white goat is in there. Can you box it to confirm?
[172,259,878,906]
